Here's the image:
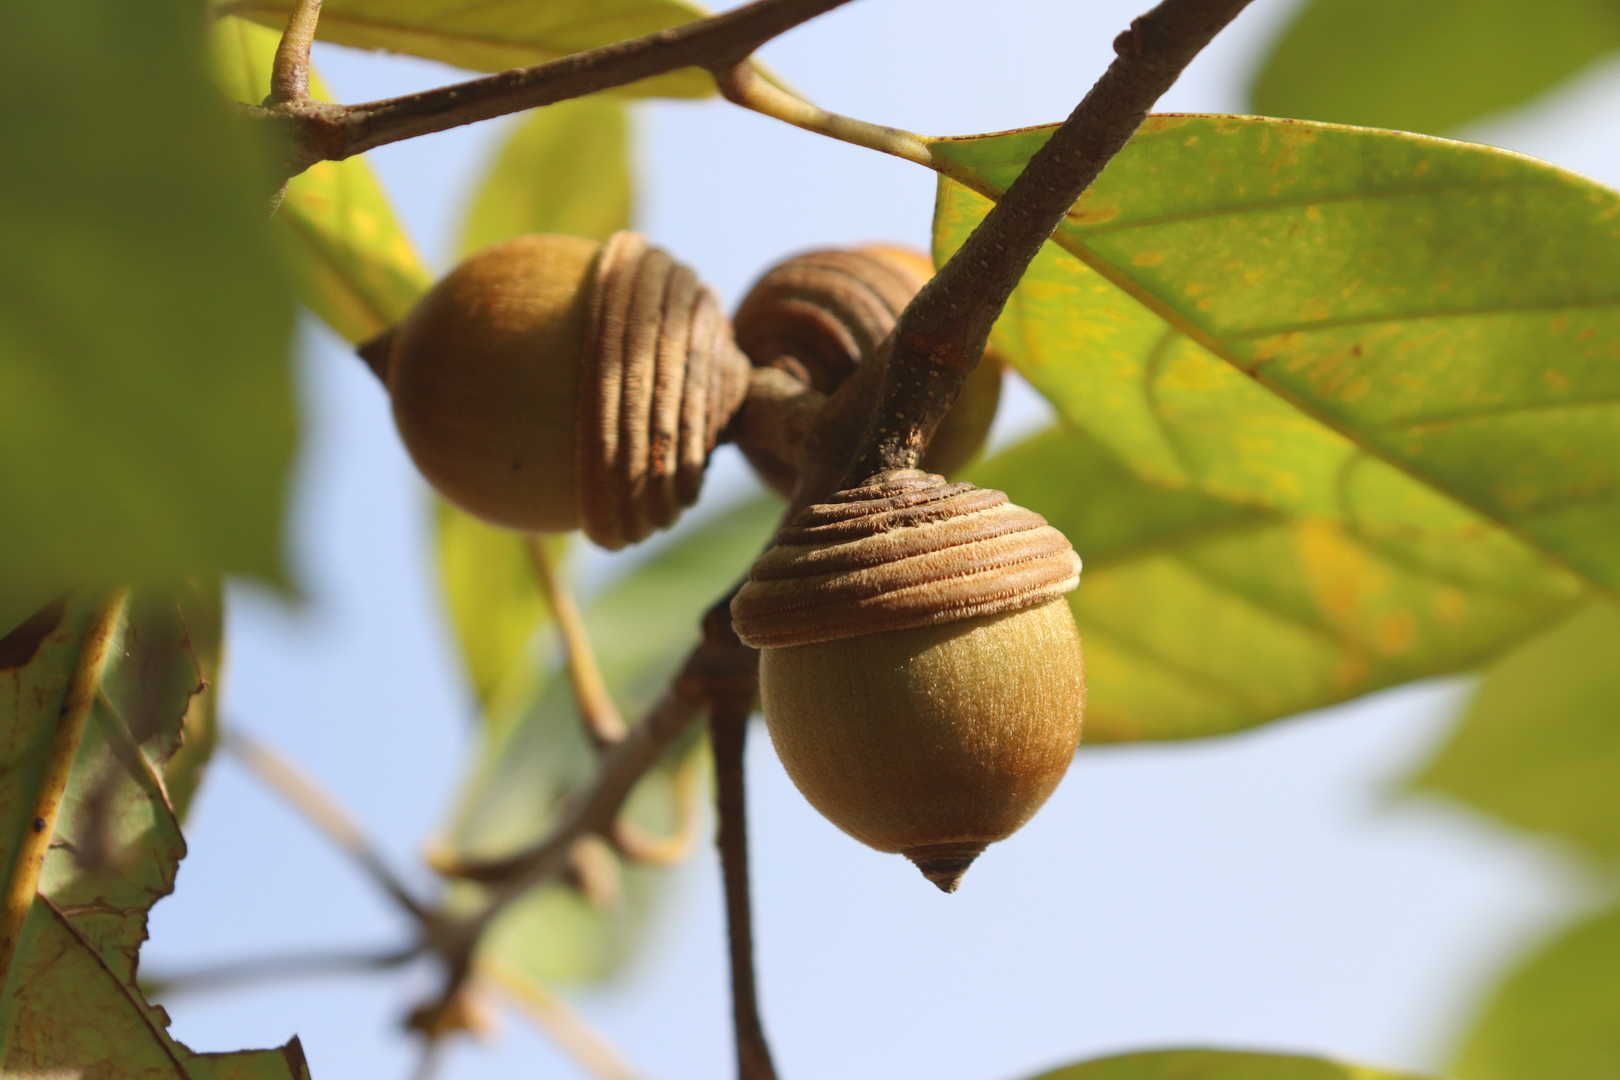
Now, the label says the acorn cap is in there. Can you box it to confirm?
[731,469,1081,649]
[578,231,751,550]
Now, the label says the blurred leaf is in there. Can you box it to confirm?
[162,583,227,822]
[1025,1048,1427,1079]
[1451,901,1620,1080]
[931,116,1620,597]
[212,16,432,343]
[1406,601,1620,861]
[971,428,1578,741]
[0,593,307,1074]
[0,3,297,622]
[220,0,714,99]
[1249,0,1620,135]
[444,494,779,983]
[459,97,634,256]
[437,506,562,718]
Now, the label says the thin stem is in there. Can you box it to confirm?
[610,746,704,865]
[226,730,431,923]
[261,0,857,179]
[526,538,625,749]
[267,0,323,105]
[143,944,420,999]
[0,591,127,993]
[481,960,642,1080]
[711,695,775,1080]
[433,685,703,888]
[714,60,933,168]
[839,0,1257,485]
[425,591,759,1016]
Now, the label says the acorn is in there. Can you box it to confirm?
[731,470,1084,891]
[363,232,750,549]
[730,245,1003,494]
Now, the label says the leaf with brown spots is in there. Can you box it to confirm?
[0,589,303,1075]
[933,116,1620,597]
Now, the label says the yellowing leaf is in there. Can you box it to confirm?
[971,427,1577,741]
[219,0,714,99]
[212,16,431,343]
[932,116,1620,597]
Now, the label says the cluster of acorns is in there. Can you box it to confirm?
[363,232,1085,891]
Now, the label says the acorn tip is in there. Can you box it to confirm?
[904,842,986,893]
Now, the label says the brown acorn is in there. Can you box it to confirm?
[731,245,1004,494]
[731,470,1084,892]
[364,232,749,550]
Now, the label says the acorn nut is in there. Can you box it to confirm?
[731,469,1085,892]
[363,232,750,549]
[731,246,1004,494]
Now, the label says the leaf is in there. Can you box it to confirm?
[458,96,634,257]
[212,16,432,344]
[436,506,561,718]
[1249,0,1620,135]
[971,427,1578,741]
[0,594,306,1075]
[218,0,714,99]
[1450,901,1620,1080]
[163,584,227,822]
[1,901,309,1078]
[0,3,298,621]
[1405,601,1620,861]
[444,495,779,983]
[1023,1047,1428,1080]
[930,116,1620,597]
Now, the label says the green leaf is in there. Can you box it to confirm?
[444,495,779,983]
[930,116,1620,597]
[1024,1048,1428,1080]
[1249,0,1620,135]
[1451,901,1620,1080]
[459,96,634,256]
[212,16,432,344]
[436,505,561,718]
[0,4,298,620]
[1406,601,1620,861]
[971,428,1578,741]
[0,593,306,1075]
[220,0,714,99]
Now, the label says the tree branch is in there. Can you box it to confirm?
[226,730,432,923]
[836,0,1257,485]
[143,944,419,998]
[258,0,857,181]
[711,690,776,1080]
[266,0,323,105]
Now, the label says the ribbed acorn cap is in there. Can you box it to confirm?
[731,469,1081,649]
